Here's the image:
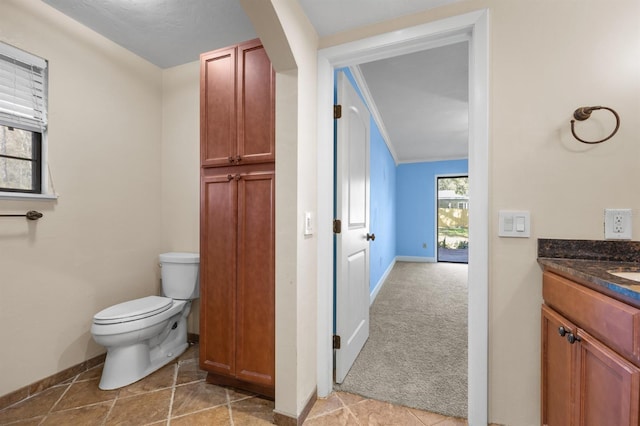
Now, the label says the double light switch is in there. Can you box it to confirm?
[499,210,530,238]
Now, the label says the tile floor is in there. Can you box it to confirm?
[0,344,475,425]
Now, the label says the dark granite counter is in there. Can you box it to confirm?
[538,239,640,308]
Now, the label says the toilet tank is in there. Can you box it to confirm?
[159,252,199,300]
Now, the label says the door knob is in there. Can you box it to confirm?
[366,233,376,241]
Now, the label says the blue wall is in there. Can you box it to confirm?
[369,114,396,293]
[396,160,468,259]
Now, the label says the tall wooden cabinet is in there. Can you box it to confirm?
[199,39,275,398]
[541,271,640,425]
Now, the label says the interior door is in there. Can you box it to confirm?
[335,70,371,384]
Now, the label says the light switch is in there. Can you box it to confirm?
[499,210,530,238]
[304,211,314,236]
[504,216,514,232]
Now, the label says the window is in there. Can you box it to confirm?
[0,42,48,196]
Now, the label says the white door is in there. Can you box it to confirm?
[335,70,371,384]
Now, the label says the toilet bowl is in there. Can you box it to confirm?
[91,252,199,390]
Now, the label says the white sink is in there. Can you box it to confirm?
[608,271,640,282]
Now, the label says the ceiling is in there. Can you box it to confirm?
[40,0,468,163]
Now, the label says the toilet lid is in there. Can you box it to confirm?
[93,295,173,325]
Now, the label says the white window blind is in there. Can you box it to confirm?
[0,42,47,133]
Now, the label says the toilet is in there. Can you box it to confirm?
[91,252,199,390]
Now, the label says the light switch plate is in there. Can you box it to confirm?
[499,210,530,238]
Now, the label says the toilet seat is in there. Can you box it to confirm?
[93,296,173,325]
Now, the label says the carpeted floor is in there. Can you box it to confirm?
[335,261,468,418]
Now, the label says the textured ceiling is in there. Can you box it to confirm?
[40,0,468,162]
[359,42,469,163]
[298,0,461,37]
[41,0,257,68]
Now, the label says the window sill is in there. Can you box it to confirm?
[0,192,58,201]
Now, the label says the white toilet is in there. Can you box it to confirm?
[91,252,199,390]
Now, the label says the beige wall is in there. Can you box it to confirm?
[3,1,639,425]
[320,1,640,424]
[160,60,201,333]
[270,0,319,418]
[0,0,163,396]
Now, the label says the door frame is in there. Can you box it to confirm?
[316,9,489,425]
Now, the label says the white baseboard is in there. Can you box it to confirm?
[370,257,397,306]
[396,256,436,263]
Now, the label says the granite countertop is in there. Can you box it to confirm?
[538,239,640,308]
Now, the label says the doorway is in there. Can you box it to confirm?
[316,10,489,425]
[437,175,469,264]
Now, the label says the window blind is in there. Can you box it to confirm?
[0,42,47,133]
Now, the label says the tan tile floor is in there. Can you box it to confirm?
[0,344,476,425]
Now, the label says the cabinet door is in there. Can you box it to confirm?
[200,174,238,376]
[542,305,576,426]
[235,170,275,386]
[575,329,640,426]
[201,46,237,167]
[237,39,275,165]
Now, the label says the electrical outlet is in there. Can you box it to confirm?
[604,209,632,240]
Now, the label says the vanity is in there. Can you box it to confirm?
[538,239,640,426]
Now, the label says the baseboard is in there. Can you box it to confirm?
[0,352,106,411]
[273,387,317,426]
[370,257,397,306]
[396,256,436,263]
[1,333,201,411]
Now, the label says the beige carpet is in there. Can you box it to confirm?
[335,261,468,418]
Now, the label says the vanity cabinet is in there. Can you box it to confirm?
[199,39,275,398]
[541,271,640,425]
[200,38,275,168]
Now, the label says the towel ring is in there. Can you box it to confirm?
[570,106,620,144]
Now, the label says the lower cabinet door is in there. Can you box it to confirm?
[575,329,640,426]
[200,175,238,377]
[542,305,576,426]
[235,171,275,387]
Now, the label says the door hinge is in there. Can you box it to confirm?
[333,335,341,349]
[334,104,342,119]
[333,219,341,234]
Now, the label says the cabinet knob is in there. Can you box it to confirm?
[228,156,235,164]
[558,326,568,337]
[566,333,581,344]
[366,233,376,241]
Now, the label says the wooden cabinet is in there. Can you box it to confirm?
[541,271,640,425]
[199,38,275,399]
[200,39,275,167]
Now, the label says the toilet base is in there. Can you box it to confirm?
[98,305,191,390]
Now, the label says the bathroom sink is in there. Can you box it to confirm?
[608,271,640,282]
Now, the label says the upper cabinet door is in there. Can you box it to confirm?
[201,46,237,167]
[200,39,274,167]
[237,39,275,165]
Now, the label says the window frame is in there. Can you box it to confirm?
[0,42,54,200]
